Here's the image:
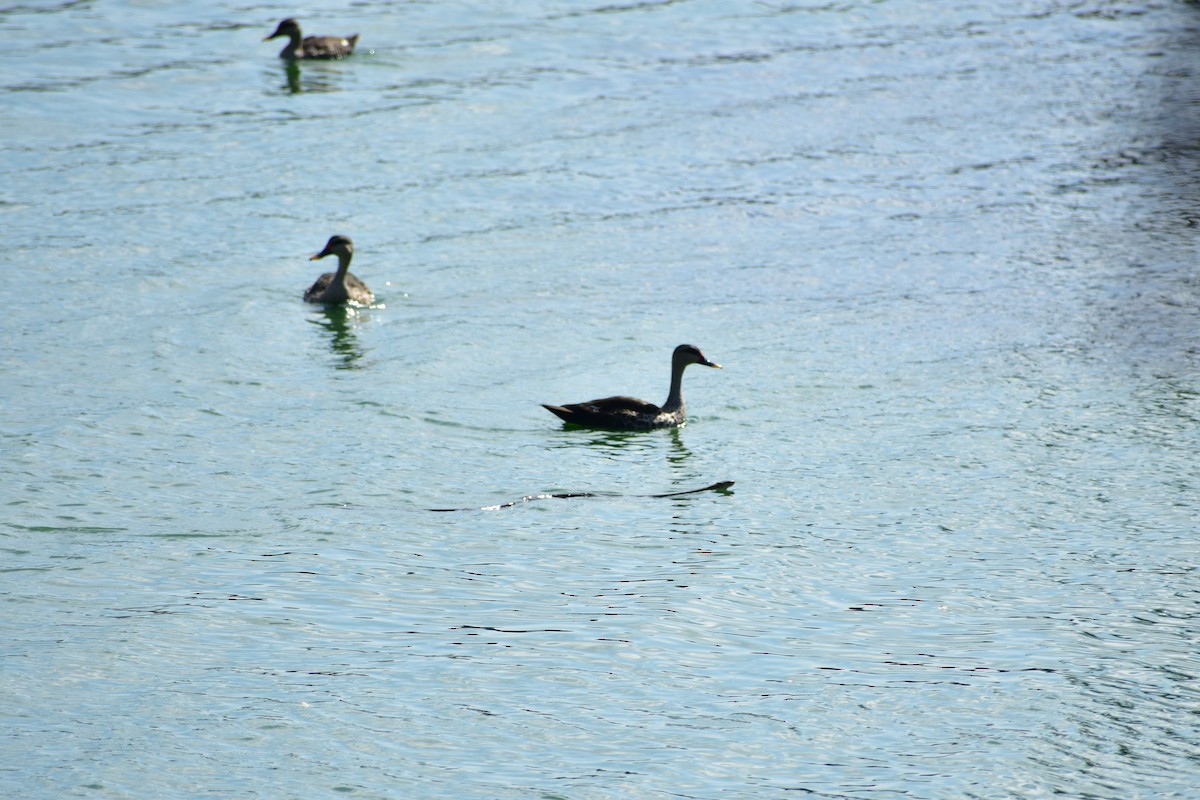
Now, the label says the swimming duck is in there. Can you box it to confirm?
[264,18,358,60]
[542,344,721,430]
[304,235,375,305]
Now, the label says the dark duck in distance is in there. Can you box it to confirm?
[264,18,358,60]
[304,235,375,305]
[542,344,722,430]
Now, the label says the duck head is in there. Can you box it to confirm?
[264,18,301,42]
[674,344,721,370]
[310,235,354,261]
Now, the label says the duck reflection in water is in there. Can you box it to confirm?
[282,60,301,94]
[666,426,691,465]
[309,305,366,370]
[277,59,351,95]
[547,426,694,470]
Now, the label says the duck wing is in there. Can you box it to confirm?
[303,271,336,302]
[344,272,374,303]
[301,33,358,58]
[542,395,661,428]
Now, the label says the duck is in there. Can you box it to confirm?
[542,344,721,430]
[304,235,375,305]
[264,18,358,60]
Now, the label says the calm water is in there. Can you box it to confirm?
[3,0,1199,797]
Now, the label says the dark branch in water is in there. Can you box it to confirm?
[429,480,734,512]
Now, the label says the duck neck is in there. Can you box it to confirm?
[662,359,686,414]
[281,30,303,57]
[323,252,351,302]
[333,251,352,283]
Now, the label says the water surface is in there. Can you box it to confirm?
[2,1,1199,798]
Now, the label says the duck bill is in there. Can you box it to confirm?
[309,251,329,261]
[704,361,722,369]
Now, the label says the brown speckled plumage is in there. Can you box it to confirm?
[304,235,374,305]
[264,18,358,60]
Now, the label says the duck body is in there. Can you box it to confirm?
[542,344,721,431]
[304,235,374,305]
[542,395,683,430]
[264,18,358,60]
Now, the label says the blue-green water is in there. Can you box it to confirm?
[3,1,1199,797]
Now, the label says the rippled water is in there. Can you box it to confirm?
[3,1,1199,797]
